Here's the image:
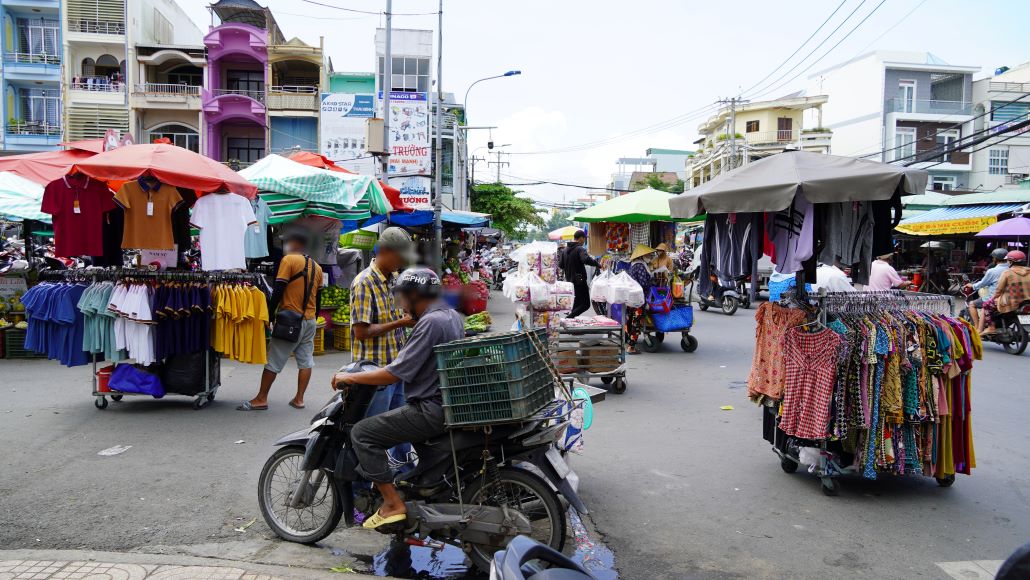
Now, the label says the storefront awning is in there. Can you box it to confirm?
[895,203,1025,236]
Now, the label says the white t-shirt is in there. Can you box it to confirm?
[814,264,856,292]
[190,193,258,271]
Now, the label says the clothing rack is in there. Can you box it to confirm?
[39,269,260,410]
[817,290,954,318]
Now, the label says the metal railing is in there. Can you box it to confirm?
[744,129,798,144]
[3,52,60,65]
[70,78,125,92]
[989,81,1030,93]
[269,85,317,94]
[885,98,973,115]
[133,83,201,96]
[267,90,318,110]
[210,88,265,103]
[68,20,125,35]
[6,122,61,136]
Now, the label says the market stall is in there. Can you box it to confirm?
[570,186,701,354]
[16,143,269,408]
[670,151,981,495]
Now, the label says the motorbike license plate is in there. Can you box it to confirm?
[1019,315,1030,326]
[546,447,571,479]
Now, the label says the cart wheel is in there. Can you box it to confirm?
[936,474,956,488]
[193,397,205,410]
[611,377,627,394]
[655,332,665,343]
[820,479,839,496]
[94,397,108,410]
[680,334,698,352]
[780,457,798,474]
[639,333,661,353]
[207,392,216,402]
[600,376,614,385]
[110,394,123,402]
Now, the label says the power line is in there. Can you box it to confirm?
[851,0,929,56]
[914,122,1030,170]
[742,0,868,99]
[296,0,438,16]
[736,0,849,98]
[749,0,890,101]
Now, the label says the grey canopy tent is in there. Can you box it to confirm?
[669,151,928,219]
[669,151,928,299]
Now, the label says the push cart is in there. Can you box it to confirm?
[92,350,221,410]
[551,320,628,394]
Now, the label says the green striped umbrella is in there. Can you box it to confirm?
[0,171,49,223]
[239,154,379,208]
[261,191,373,224]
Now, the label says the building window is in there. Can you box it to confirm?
[933,129,960,162]
[745,120,759,133]
[930,175,957,191]
[227,70,264,94]
[377,56,429,93]
[16,18,59,59]
[989,149,1009,175]
[227,137,265,163]
[14,88,60,133]
[894,127,916,161]
[898,80,916,113]
[166,65,203,87]
[149,124,199,152]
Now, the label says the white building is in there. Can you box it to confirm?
[969,62,1030,190]
[808,51,980,191]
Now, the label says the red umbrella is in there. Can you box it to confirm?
[72,144,257,198]
[0,148,96,185]
[287,151,410,211]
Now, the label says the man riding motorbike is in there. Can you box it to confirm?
[964,248,1010,331]
[329,267,464,530]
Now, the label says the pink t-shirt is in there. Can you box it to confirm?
[867,259,902,291]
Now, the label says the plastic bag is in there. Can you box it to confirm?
[612,271,644,307]
[589,270,611,303]
[529,273,552,309]
[553,281,574,295]
[161,350,219,395]
[672,275,685,299]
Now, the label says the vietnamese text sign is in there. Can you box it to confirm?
[320,93,375,164]
[379,91,430,177]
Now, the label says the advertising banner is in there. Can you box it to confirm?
[388,176,432,210]
[320,93,375,164]
[379,91,431,178]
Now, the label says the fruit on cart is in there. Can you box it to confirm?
[9,294,24,312]
[0,301,8,314]
[319,286,350,308]
[331,305,351,325]
[0,318,11,328]
[463,311,492,332]
[15,320,28,329]
[316,316,326,326]
[464,279,490,301]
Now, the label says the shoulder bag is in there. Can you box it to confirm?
[271,257,314,343]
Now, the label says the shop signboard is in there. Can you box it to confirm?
[0,275,27,299]
[320,93,375,166]
[378,91,431,178]
[388,175,433,210]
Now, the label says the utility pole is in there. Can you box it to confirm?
[718,97,747,173]
[469,155,486,185]
[432,0,443,273]
[488,150,509,182]
[381,0,392,180]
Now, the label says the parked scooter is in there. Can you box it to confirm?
[257,361,583,573]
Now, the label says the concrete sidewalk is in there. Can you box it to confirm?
[0,549,373,580]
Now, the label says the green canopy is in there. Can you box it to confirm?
[570,187,703,223]
[239,154,391,214]
[0,171,49,223]
[260,191,374,224]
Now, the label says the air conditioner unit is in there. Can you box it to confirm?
[365,118,385,154]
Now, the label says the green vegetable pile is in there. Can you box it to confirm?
[464,311,492,333]
[320,286,349,307]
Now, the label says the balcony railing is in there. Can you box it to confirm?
[744,129,798,145]
[134,83,201,96]
[68,20,125,35]
[70,78,125,92]
[885,98,973,115]
[210,88,265,103]
[267,86,318,110]
[6,122,61,136]
[3,52,60,65]
[989,81,1030,94]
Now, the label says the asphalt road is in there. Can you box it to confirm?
[1,292,1028,579]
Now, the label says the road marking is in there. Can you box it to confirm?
[936,560,1005,579]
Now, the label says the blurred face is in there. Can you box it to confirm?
[397,291,414,314]
[286,239,305,254]
[377,247,404,273]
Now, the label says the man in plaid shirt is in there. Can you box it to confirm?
[350,227,418,432]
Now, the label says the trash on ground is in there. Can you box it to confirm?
[234,440,246,445]
[720,405,734,411]
[233,517,256,532]
[98,445,132,456]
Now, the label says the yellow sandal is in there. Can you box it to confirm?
[362,510,407,529]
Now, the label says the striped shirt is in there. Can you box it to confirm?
[350,262,405,365]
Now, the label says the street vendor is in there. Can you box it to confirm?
[563,230,601,318]
[650,243,674,273]
[625,244,657,355]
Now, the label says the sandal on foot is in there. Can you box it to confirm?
[289,401,305,409]
[362,510,406,529]
[236,401,268,411]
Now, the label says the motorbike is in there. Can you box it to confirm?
[258,361,583,573]
[491,256,517,291]
[960,285,1030,355]
[696,275,740,315]
[490,535,593,580]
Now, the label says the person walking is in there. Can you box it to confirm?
[351,227,418,423]
[238,231,322,411]
[563,230,600,318]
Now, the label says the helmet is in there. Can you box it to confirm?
[991,248,1010,261]
[1006,250,1026,263]
[394,267,442,299]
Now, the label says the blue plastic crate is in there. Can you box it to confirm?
[652,305,693,332]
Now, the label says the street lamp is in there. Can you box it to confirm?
[463,70,522,121]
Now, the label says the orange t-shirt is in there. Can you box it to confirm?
[276,254,323,320]
[113,179,183,250]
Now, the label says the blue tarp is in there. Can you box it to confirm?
[367,210,490,228]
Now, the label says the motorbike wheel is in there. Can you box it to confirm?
[721,296,739,316]
[464,467,567,574]
[639,333,661,353]
[258,446,343,544]
[1001,320,1028,355]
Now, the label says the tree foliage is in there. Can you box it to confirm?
[471,183,545,240]
[639,173,685,194]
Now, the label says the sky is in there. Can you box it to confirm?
[177,0,1030,205]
